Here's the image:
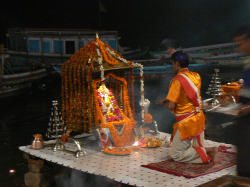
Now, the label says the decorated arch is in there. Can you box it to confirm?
[61,34,144,146]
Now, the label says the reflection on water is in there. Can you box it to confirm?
[0,64,244,184]
[0,77,61,185]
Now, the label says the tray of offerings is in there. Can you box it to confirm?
[104,146,132,155]
[134,137,162,148]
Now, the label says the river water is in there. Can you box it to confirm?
[0,63,244,186]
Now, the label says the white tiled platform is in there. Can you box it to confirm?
[19,133,237,187]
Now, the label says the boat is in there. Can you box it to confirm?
[149,42,245,66]
[5,27,147,68]
[132,62,215,80]
[51,44,215,78]
[0,53,52,98]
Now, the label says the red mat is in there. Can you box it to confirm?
[141,150,236,178]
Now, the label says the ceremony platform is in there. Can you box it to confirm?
[19,132,237,187]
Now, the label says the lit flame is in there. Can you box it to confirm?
[9,169,16,174]
[133,141,139,146]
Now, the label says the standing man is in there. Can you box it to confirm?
[233,25,250,97]
[159,50,215,164]
[233,25,250,177]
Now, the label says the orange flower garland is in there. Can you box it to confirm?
[61,37,139,138]
[96,39,119,65]
[144,113,153,124]
[92,73,136,146]
[104,147,132,155]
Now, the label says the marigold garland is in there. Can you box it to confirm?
[144,113,153,124]
[96,39,119,65]
[104,147,132,155]
[61,37,142,142]
[92,73,136,146]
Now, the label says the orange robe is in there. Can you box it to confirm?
[167,69,205,140]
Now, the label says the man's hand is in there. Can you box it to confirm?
[156,99,168,105]
[156,99,176,111]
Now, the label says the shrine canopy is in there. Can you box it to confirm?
[61,34,144,134]
[62,34,142,72]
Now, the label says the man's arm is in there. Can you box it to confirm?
[158,99,176,111]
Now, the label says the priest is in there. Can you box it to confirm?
[159,50,216,164]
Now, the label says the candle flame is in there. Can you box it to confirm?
[9,169,16,173]
[133,141,139,146]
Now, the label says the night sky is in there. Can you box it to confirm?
[1,0,250,50]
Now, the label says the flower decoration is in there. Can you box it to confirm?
[96,85,124,122]
[61,36,144,147]
[144,113,153,124]
[92,73,136,146]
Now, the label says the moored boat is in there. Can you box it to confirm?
[150,42,245,66]
[5,27,146,67]
[0,54,52,97]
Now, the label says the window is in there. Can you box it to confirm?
[78,40,85,49]
[65,41,75,54]
[17,37,27,52]
[43,41,50,53]
[108,40,117,50]
[54,40,63,54]
[29,39,40,53]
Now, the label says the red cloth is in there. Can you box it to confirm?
[141,150,236,178]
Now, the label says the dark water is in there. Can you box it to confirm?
[0,76,61,185]
[0,64,244,185]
